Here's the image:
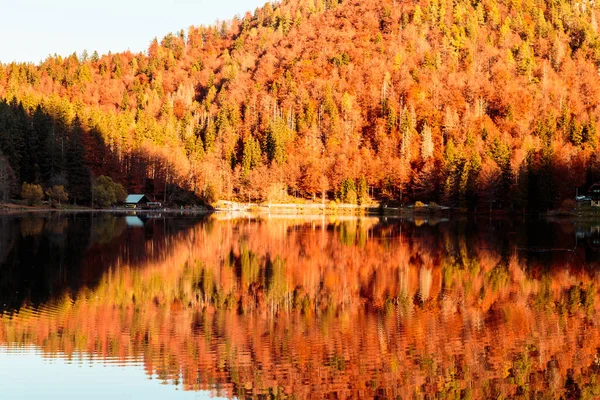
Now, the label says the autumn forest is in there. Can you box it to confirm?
[1,0,600,209]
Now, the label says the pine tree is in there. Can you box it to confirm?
[357,175,368,204]
[413,6,423,25]
[0,100,26,182]
[282,10,292,34]
[294,10,302,27]
[583,118,598,148]
[203,118,216,153]
[569,118,583,146]
[0,150,16,202]
[339,178,357,203]
[266,114,293,165]
[66,117,91,204]
[32,106,52,184]
[241,135,261,176]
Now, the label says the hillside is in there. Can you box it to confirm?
[0,0,599,209]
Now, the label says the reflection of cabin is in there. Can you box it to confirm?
[125,213,162,227]
[590,184,600,207]
[125,194,150,209]
[125,216,145,227]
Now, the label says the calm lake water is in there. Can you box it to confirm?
[1,212,600,399]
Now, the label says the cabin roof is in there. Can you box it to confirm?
[125,194,148,204]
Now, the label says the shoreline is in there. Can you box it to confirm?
[2,202,600,220]
[0,204,213,216]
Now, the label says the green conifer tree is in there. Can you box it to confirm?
[66,117,91,204]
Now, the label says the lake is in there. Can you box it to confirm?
[1,212,600,399]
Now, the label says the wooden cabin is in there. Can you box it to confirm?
[590,183,600,207]
[124,194,150,209]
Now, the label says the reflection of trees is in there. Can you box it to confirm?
[2,217,600,398]
[19,215,44,236]
[0,217,17,263]
[0,213,200,312]
[90,214,126,244]
[0,214,91,311]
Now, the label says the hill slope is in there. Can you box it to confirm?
[0,0,599,209]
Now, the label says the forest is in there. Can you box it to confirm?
[0,0,599,210]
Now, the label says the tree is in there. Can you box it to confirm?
[21,182,43,206]
[478,158,502,212]
[0,151,16,202]
[339,178,357,204]
[46,185,68,206]
[298,159,322,200]
[266,115,293,165]
[357,175,368,204]
[0,100,27,182]
[241,136,262,177]
[92,176,126,208]
[401,127,412,162]
[320,175,329,206]
[66,118,91,204]
[412,161,437,201]
[421,123,434,161]
[0,0,599,211]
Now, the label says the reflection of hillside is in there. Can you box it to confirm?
[3,218,600,398]
[0,217,18,276]
[575,224,600,255]
[0,213,202,312]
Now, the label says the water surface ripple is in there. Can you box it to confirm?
[1,213,600,398]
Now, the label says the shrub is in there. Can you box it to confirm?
[92,176,126,208]
[21,182,44,206]
[560,199,577,211]
[203,184,218,204]
[46,185,68,206]
[345,189,358,205]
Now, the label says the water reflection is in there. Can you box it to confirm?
[0,213,198,312]
[1,214,600,398]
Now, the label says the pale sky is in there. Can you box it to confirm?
[0,0,268,64]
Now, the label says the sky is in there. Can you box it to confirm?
[0,0,268,64]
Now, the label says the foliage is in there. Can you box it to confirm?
[21,182,43,205]
[0,0,599,207]
[0,150,16,202]
[339,178,357,204]
[45,185,68,206]
[559,199,577,212]
[92,175,126,208]
[357,175,368,204]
